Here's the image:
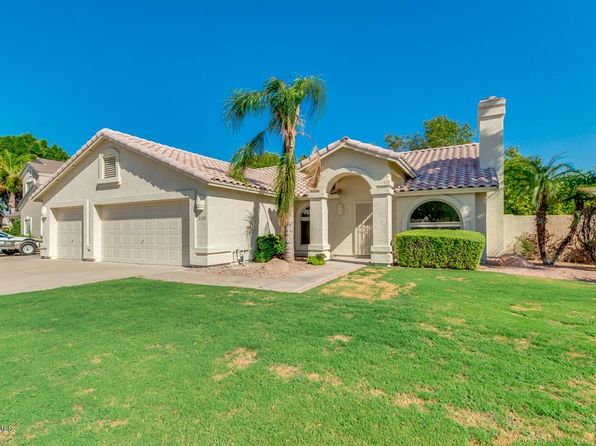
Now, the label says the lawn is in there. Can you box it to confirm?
[1,267,594,445]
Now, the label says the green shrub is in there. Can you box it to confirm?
[394,229,485,270]
[254,234,285,263]
[307,254,326,266]
[5,218,21,236]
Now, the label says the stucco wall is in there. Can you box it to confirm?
[503,214,572,253]
[205,187,278,264]
[327,175,372,256]
[19,200,43,237]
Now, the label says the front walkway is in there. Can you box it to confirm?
[0,256,364,296]
[146,260,364,293]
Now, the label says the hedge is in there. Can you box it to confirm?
[254,234,285,263]
[394,229,485,270]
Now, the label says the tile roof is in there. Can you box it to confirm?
[32,129,306,201]
[32,129,497,201]
[397,143,498,192]
[28,158,65,175]
[297,137,417,178]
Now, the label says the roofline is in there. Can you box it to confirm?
[394,185,498,196]
[298,138,417,179]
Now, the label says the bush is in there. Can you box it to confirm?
[394,229,485,270]
[307,254,326,266]
[4,218,21,236]
[254,234,285,263]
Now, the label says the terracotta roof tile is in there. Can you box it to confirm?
[397,143,498,191]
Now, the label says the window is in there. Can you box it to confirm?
[24,218,32,236]
[409,201,461,229]
[103,156,117,178]
[300,206,310,245]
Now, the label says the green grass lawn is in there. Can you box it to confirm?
[1,268,594,445]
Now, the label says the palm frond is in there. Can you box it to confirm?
[223,90,266,131]
[293,76,326,118]
[228,130,267,183]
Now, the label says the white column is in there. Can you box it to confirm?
[307,191,330,259]
[371,184,394,265]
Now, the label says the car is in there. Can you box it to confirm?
[0,231,40,256]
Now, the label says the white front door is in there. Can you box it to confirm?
[355,202,373,256]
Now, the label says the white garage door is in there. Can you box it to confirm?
[57,207,83,260]
[102,201,188,266]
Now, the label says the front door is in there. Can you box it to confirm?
[355,202,373,256]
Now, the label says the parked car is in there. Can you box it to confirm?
[0,231,40,256]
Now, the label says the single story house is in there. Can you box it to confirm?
[31,96,506,266]
[18,158,65,236]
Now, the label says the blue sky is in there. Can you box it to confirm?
[1,0,594,167]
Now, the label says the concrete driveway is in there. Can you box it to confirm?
[0,256,363,296]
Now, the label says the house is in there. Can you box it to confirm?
[30,96,506,266]
[18,158,65,236]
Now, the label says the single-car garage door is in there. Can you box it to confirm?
[102,201,188,266]
[57,207,83,260]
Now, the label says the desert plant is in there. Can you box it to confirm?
[395,229,485,270]
[254,234,285,263]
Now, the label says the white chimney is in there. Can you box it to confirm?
[478,96,506,181]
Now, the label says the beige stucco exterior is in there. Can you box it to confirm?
[37,139,278,266]
[35,96,508,267]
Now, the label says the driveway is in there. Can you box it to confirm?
[0,256,363,296]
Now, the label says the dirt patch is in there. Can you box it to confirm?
[511,303,542,312]
[514,338,531,350]
[269,365,342,386]
[197,259,311,278]
[419,323,454,339]
[242,300,257,306]
[146,343,176,352]
[90,356,102,365]
[443,317,466,326]
[213,348,257,381]
[326,334,352,343]
[269,364,303,381]
[446,404,498,430]
[480,261,596,283]
[321,269,415,302]
[393,393,428,409]
[110,419,128,428]
[565,350,587,359]
[436,275,468,282]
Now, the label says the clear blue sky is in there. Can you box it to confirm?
[1,0,594,168]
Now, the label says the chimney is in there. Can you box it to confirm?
[478,96,506,181]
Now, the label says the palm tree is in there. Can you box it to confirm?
[224,76,326,262]
[519,155,574,264]
[0,150,34,216]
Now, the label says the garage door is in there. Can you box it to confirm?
[57,207,83,260]
[102,201,188,266]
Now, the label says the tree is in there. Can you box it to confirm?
[246,151,280,168]
[224,76,326,262]
[516,155,575,264]
[577,199,596,266]
[385,116,474,151]
[504,147,535,215]
[0,133,68,161]
[0,150,35,215]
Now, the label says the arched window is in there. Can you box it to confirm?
[300,206,310,245]
[409,201,461,229]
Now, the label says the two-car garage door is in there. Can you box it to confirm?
[101,201,188,266]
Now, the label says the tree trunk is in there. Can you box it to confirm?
[535,191,549,265]
[550,200,585,265]
[284,205,295,262]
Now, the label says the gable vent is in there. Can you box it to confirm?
[103,156,117,178]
